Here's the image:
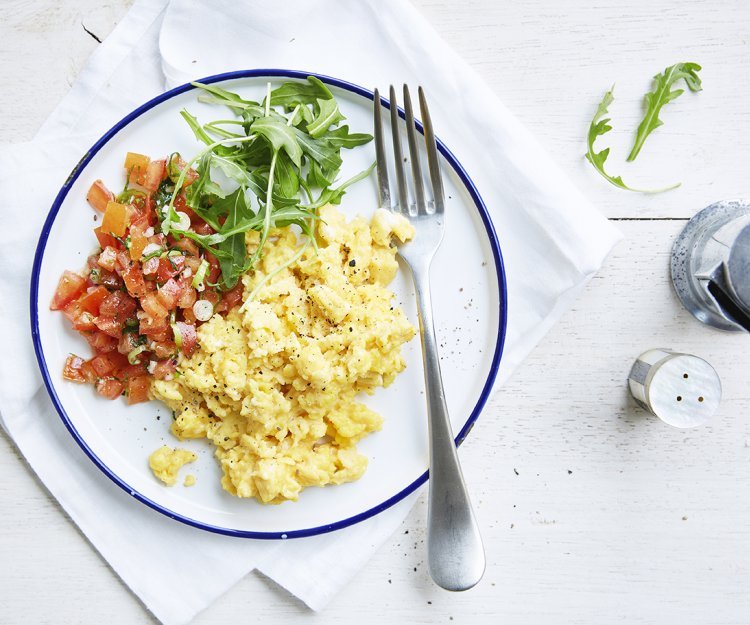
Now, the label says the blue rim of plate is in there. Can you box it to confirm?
[30,69,508,539]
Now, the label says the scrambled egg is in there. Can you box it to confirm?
[149,446,197,485]
[150,206,416,503]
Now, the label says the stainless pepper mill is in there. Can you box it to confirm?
[671,200,750,331]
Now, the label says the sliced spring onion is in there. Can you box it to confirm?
[193,299,214,322]
[192,258,209,291]
[171,311,182,349]
[141,243,162,259]
[173,211,191,231]
[127,345,148,365]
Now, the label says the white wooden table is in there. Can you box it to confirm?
[3,1,750,623]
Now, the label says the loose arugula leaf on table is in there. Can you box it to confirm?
[161,78,374,290]
[585,86,679,194]
[627,62,702,162]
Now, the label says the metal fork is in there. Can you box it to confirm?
[373,85,485,591]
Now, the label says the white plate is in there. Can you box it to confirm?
[31,70,507,538]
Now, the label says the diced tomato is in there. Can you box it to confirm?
[152,358,177,380]
[86,180,114,213]
[97,247,118,271]
[200,289,221,308]
[76,286,109,315]
[118,332,141,355]
[174,321,197,356]
[127,204,149,227]
[151,340,177,359]
[126,376,151,404]
[148,233,167,248]
[142,257,160,276]
[139,316,170,340]
[55,153,218,400]
[63,354,97,383]
[97,268,123,290]
[173,193,188,212]
[217,281,243,313]
[205,252,221,284]
[182,308,197,325]
[72,312,97,332]
[63,302,97,332]
[94,226,120,250]
[119,362,148,378]
[168,154,198,188]
[125,152,150,187]
[193,222,215,236]
[90,352,128,377]
[129,232,149,261]
[122,263,151,297]
[156,255,185,283]
[177,285,197,309]
[50,271,87,310]
[99,290,137,320]
[183,255,202,273]
[96,377,124,400]
[143,159,166,193]
[94,315,124,338]
[140,292,168,319]
[84,331,118,354]
[156,278,185,309]
[170,236,199,258]
[101,201,129,238]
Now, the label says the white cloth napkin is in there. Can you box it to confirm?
[0,0,622,623]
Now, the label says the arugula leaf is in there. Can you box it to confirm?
[307,160,337,189]
[216,189,253,289]
[585,87,679,193]
[305,163,376,209]
[192,82,265,117]
[180,109,214,146]
[627,62,702,161]
[187,152,226,208]
[293,128,342,172]
[250,116,303,167]
[584,87,633,191]
[210,153,255,187]
[269,76,333,110]
[307,98,345,138]
[324,125,373,149]
[174,77,374,289]
[274,151,300,198]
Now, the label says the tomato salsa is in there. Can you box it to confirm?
[51,152,244,403]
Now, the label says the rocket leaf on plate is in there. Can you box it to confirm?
[158,77,374,290]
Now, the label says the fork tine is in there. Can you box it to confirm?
[389,85,409,214]
[373,88,391,209]
[418,87,445,214]
[403,85,426,215]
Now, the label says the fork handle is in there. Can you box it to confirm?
[412,262,486,591]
